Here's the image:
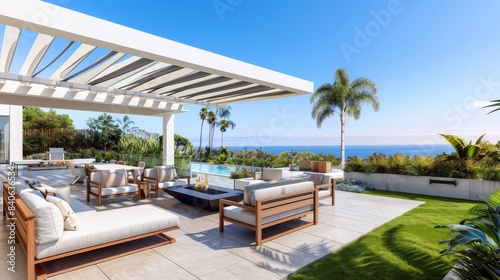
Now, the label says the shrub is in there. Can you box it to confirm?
[388,154,410,174]
[336,179,374,193]
[345,152,500,181]
[230,168,252,179]
[95,153,102,163]
[402,155,433,176]
[103,151,115,161]
[79,148,93,158]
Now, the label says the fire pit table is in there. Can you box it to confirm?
[163,185,243,211]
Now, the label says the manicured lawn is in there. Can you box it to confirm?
[289,190,478,280]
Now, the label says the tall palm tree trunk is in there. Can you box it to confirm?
[340,114,346,169]
[221,132,224,146]
[198,121,204,159]
[209,108,219,151]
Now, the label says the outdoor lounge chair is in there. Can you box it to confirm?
[86,166,139,206]
[142,166,187,198]
[67,162,86,184]
[126,161,145,182]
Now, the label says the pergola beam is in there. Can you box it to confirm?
[0,0,313,100]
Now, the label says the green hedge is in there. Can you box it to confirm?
[345,153,500,181]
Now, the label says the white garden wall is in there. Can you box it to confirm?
[345,172,500,201]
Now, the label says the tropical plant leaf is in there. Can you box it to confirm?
[440,134,466,157]
[464,145,482,159]
[475,133,486,145]
[439,224,496,252]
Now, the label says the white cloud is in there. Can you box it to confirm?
[468,100,493,108]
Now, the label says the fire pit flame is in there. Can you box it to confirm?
[194,175,209,190]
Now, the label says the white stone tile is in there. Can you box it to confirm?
[272,231,344,258]
[49,265,109,280]
[202,260,281,280]
[154,235,245,277]
[226,240,318,277]
[317,227,365,244]
[322,216,378,233]
[97,249,197,280]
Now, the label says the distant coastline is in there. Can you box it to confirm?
[227,145,454,159]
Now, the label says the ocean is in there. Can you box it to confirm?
[227,145,454,159]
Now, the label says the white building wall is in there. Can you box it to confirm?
[0,104,23,162]
[9,106,22,162]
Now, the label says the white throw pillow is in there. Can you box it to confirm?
[101,169,127,188]
[46,196,80,231]
[19,191,64,244]
[154,166,176,182]
[34,184,72,204]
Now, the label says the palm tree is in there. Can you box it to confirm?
[198,107,209,159]
[208,108,219,152]
[219,106,232,119]
[218,106,235,146]
[206,110,216,156]
[219,119,236,146]
[310,68,379,169]
[116,115,135,134]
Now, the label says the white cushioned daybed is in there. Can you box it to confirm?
[3,181,179,280]
[219,175,318,245]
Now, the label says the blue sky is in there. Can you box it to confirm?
[41,0,500,147]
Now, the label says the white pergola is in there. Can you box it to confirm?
[0,0,313,163]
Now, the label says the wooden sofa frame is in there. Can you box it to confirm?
[85,167,140,206]
[3,182,179,280]
[316,177,336,206]
[219,187,319,246]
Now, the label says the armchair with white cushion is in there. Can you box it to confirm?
[141,166,187,198]
[67,162,86,184]
[86,168,139,206]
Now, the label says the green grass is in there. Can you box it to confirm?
[289,190,478,280]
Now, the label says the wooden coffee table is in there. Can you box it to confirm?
[163,185,243,211]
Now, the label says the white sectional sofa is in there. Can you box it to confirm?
[3,182,180,280]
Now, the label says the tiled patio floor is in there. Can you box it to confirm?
[0,165,424,279]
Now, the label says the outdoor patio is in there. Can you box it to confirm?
[0,165,424,280]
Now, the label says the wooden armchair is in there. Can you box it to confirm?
[86,167,139,206]
[141,166,187,198]
[306,172,335,205]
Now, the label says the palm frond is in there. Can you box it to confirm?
[315,107,334,128]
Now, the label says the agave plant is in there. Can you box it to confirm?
[436,191,500,279]
[440,133,486,161]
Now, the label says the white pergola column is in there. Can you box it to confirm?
[162,113,175,166]
[9,105,23,162]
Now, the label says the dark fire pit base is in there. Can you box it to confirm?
[163,185,243,211]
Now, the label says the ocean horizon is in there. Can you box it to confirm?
[227,144,454,159]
